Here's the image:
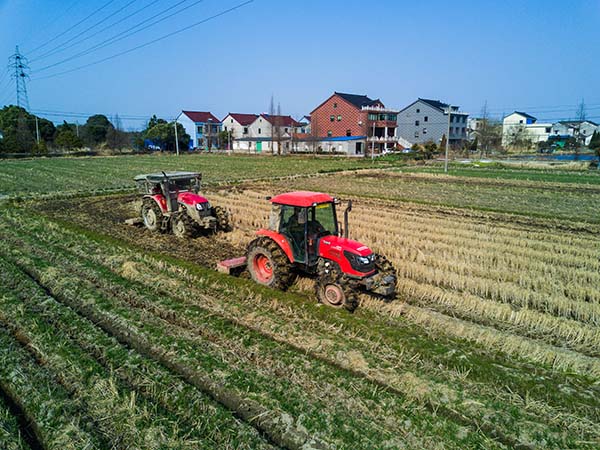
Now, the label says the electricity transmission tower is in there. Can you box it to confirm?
[8,46,30,110]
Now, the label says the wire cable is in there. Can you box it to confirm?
[26,0,118,56]
[29,0,163,64]
[32,0,140,62]
[32,1,253,81]
[33,0,201,73]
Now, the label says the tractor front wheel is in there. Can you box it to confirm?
[141,199,164,233]
[213,206,232,232]
[247,237,295,290]
[315,260,359,312]
[172,213,198,238]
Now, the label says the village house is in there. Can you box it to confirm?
[176,110,222,150]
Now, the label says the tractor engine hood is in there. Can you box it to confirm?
[177,192,209,206]
[319,236,376,277]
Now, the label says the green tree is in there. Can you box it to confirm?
[144,121,189,152]
[422,141,437,159]
[218,130,232,149]
[470,136,478,152]
[55,123,83,150]
[82,114,113,146]
[0,105,54,153]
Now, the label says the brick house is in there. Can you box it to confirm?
[310,92,398,154]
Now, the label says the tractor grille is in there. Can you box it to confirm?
[195,202,211,217]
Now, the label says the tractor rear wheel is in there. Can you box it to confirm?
[172,212,198,238]
[315,260,359,313]
[247,237,296,290]
[213,206,232,232]
[141,199,163,233]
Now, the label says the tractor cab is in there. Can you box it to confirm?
[135,172,201,212]
[267,191,348,268]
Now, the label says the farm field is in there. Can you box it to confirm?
[1,160,600,448]
[0,153,388,199]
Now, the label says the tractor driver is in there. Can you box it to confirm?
[283,207,325,260]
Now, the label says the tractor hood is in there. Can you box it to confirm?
[319,235,373,258]
[177,192,209,206]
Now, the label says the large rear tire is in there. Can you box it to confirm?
[172,212,198,238]
[315,260,359,313]
[213,206,232,232]
[247,237,296,290]
[141,199,163,233]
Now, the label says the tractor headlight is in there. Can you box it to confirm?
[344,251,375,272]
[196,203,208,211]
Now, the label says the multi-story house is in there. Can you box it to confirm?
[176,110,222,150]
[552,120,599,146]
[231,114,300,153]
[310,92,398,154]
[502,112,552,147]
[221,113,259,141]
[397,99,469,147]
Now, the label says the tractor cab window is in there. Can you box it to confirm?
[278,205,308,263]
[311,203,337,237]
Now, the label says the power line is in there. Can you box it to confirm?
[20,0,79,50]
[32,0,140,62]
[34,0,203,73]
[32,1,254,81]
[26,0,118,56]
[30,0,163,64]
[8,47,30,110]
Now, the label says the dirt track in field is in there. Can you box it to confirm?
[39,193,244,268]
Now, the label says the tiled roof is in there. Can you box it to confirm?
[512,111,537,120]
[225,113,258,126]
[419,98,450,111]
[181,111,220,123]
[335,92,379,108]
[260,114,300,127]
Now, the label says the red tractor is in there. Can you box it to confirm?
[245,191,396,312]
[135,171,231,237]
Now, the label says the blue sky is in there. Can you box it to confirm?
[1,0,599,129]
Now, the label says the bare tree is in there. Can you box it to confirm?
[506,124,533,151]
[310,115,320,157]
[107,114,128,150]
[476,101,502,156]
[574,98,587,151]
[269,95,275,154]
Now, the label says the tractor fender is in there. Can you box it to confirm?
[144,194,168,213]
[255,229,295,263]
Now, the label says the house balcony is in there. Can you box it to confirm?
[361,105,400,114]
[367,136,398,143]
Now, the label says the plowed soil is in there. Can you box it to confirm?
[39,193,243,268]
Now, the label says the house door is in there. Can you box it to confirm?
[256,141,262,152]
[356,142,363,154]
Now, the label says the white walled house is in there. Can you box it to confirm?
[176,111,222,150]
[502,112,552,147]
[397,98,468,147]
[232,114,301,153]
[221,113,258,142]
[552,120,599,145]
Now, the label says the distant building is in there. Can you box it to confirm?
[310,92,398,154]
[176,110,222,150]
[502,112,552,147]
[552,120,599,146]
[397,98,468,147]
[221,113,259,145]
[231,114,300,153]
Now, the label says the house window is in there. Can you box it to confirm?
[258,128,261,134]
[368,113,378,121]
[450,116,455,123]
[284,128,288,133]
[424,116,428,122]
[230,119,233,123]
[414,131,419,138]
[327,131,332,137]
[243,127,248,134]
[379,114,386,121]
[423,128,427,134]
[330,115,335,122]
[519,120,523,124]
[346,129,352,136]
[224,126,228,131]
[416,108,420,113]
[545,127,551,133]
[333,102,338,108]
[197,126,202,133]
[415,120,420,126]
[337,115,342,121]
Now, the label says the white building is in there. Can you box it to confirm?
[221,113,259,142]
[502,111,552,147]
[552,120,599,146]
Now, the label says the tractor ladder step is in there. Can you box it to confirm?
[216,256,247,275]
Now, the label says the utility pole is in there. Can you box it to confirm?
[444,105,451,173]
[35,116,40,144]
[76,121,79,137]
[174,121,180,156]
[8,46,30,110]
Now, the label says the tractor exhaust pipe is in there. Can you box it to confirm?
[343,200,352,238]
